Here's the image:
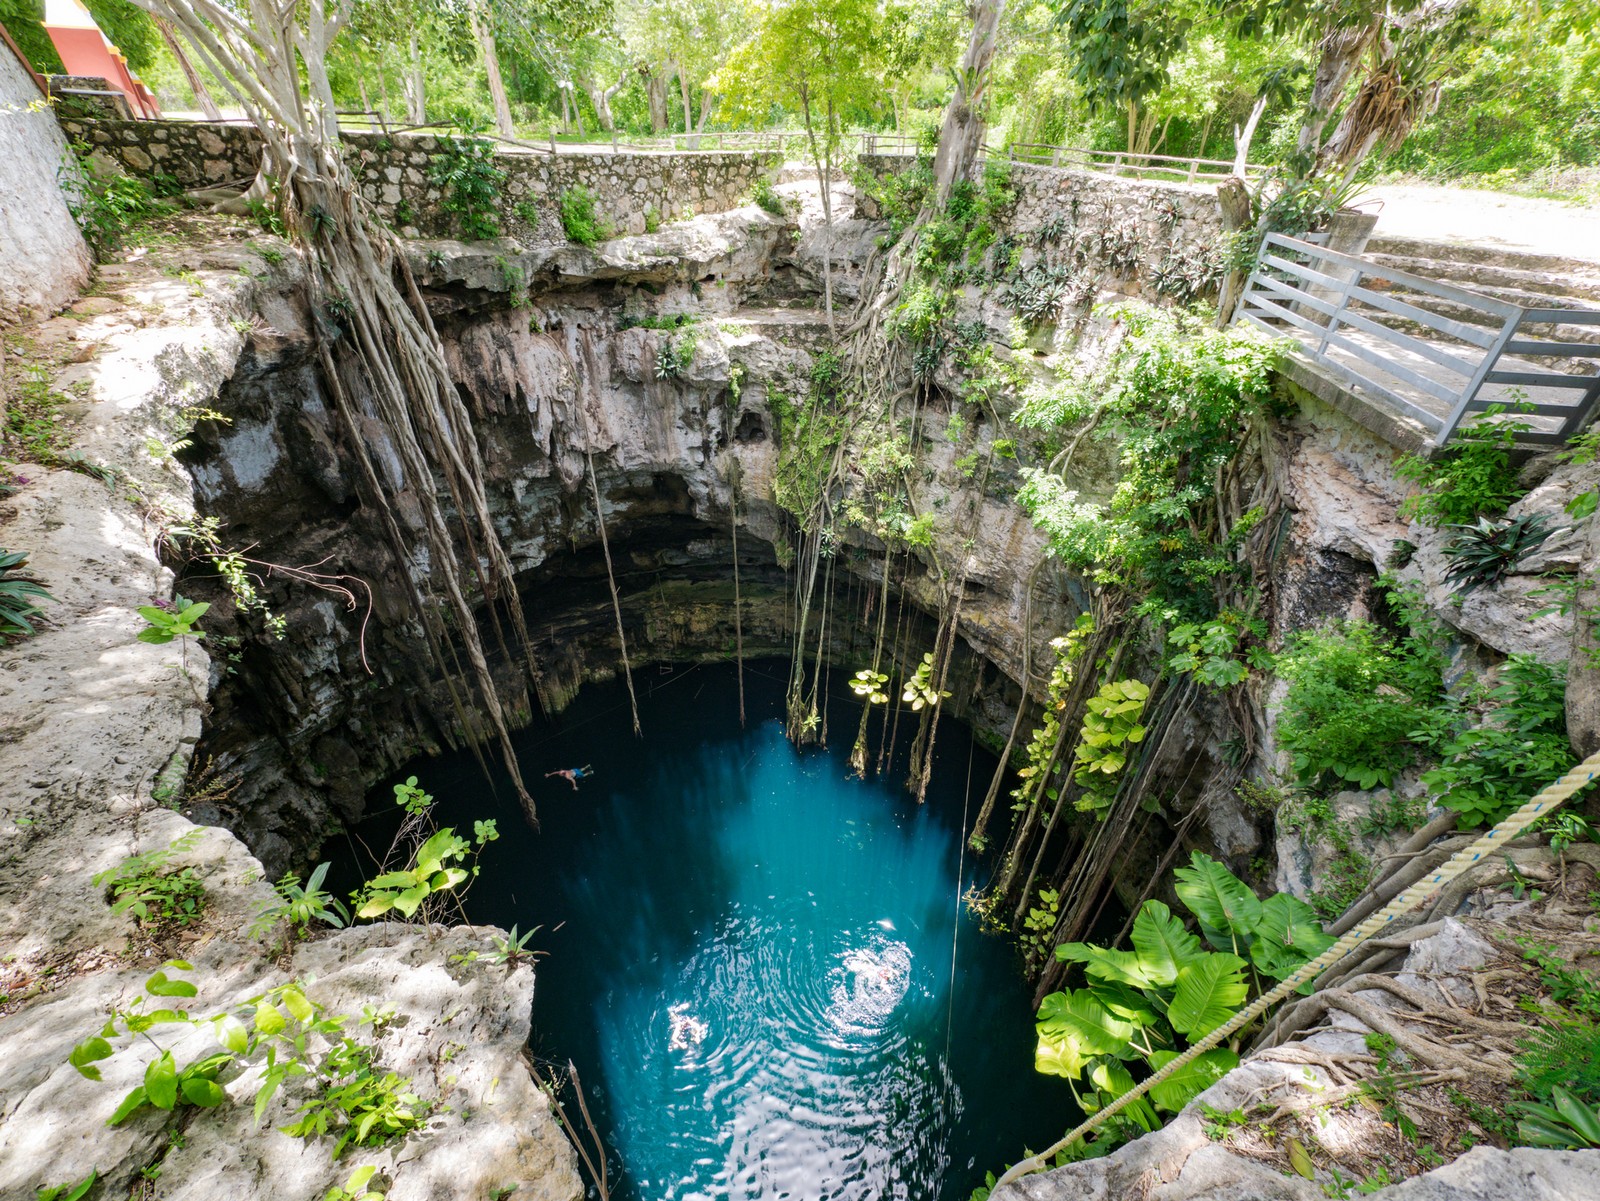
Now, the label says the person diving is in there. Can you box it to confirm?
[546,765,593,790]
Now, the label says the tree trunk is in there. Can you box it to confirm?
[677,63,696,147]
[405,32,425,125]
[1232,94,1267,176]
[1298,25,1374,161]
[376,63,392,125]
[931,0,1005,206]
[1213,175,1254,328]
[646,68,669,133]
[154,15,220,120]
[468,0,515,139]
[584,68,626,133]
[696,88,713,134]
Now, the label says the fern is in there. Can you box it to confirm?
[1516,1021,1600,1108]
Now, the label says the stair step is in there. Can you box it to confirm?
[1366,234,1600,278]
[1364,253,1600,304]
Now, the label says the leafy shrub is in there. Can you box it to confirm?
[1422,655,1574,827]
[1396,411,1530,526]
[1517,1086,1600,1150]
[1035,852,1332,1137]
[60,151,167,259]
[559,185,610,247]
[1274,618,1446,791]
[0,549,52,640]
[136,598,208,644]
[94,830,207,930]
[1015,305,1280,620]
[1072,678,1149,815]
[750,176,791,217]
[428,135,504,241]
[654,329,699,379]
[1441,513,1553,594]
[251,862,350,940]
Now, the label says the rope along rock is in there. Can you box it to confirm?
[992,747,1600,1194]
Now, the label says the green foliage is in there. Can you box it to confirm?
[94,830,207,931]
[1422,656,1574,827]
[428,135,504,241]
[251,862,351,941]
[1559,429,1599,520]
[1273,613,1447,791]
[1015,306,1280,620]
[354,828,479,921]
[1395,411,1530,527]
[1165,613,1269,689]
[35,1174,96,1201]
[998,617,1096,840]
[0,548,52,641]
[0,0,64,72]
[453,923,544,968]
[1035,852,1331,1129]
[393,775,432,816]
[558,185,610,247]
[654,329,699,379]
[849,668,891,705]
[323,1164,387,1201]
[282,1036,426,1159]
[1440,513,1554,594]
[1072,678,1150,815]
[901,651,951,712]
[749,176,791,217]
[72,961,426,1167]
[59,147,167,259]
[136,598,209,644]
[1516,1018,1600,1111]
[1516,1086,1600,1150]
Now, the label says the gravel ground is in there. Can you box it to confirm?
[1354,183,1600,262]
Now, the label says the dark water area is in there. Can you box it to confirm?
[341,659,1080,1200]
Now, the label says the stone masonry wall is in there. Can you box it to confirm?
[1,44,91,321]
[858,152,1225,305]
[60,118,779,246]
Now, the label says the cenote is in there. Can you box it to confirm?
[339,659,1080,1200]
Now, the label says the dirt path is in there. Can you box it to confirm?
[1355,183,1600,263]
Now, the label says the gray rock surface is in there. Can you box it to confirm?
[0,236,580,1200]
[0,43,92,320]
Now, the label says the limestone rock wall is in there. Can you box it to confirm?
[59,118,778,245]
[0,42,91,322]
[0,224,580,1201]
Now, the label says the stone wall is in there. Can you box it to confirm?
[60,118,779,246]
[858,152,1226,307]
[0,43,91,321]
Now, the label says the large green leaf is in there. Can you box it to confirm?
[1130,900,1203,987]
[1173,853,1262,952]
[1145,1047,1240,1113]
[1035,990,1135,1079]
[1251,894,1335,981]
[1087,979,1162,1027]
[1167,953,1247,1038]
[1055,941,1156,988]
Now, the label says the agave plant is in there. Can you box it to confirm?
[1441,513,1553,594]
[0,548,53,640]
[1517,1086,1600,1149]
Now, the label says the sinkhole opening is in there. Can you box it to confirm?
[332,659,1081,1201]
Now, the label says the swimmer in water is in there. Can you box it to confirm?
[667,1003,708,1051]
[545,765,593,791]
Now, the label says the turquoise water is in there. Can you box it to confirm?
[363,661,1078,1200]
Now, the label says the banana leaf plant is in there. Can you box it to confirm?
[1035,851,1334,1132]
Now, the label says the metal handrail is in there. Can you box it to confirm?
[1236,233,1600,449]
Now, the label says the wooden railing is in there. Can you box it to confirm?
[1236,233,1600,449]
[859,132,1266,184]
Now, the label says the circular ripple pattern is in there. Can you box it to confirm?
[388,664,1078,1201]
